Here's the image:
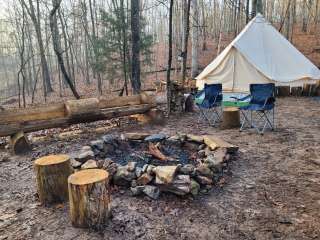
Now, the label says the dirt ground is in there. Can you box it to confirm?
[0,97,320,240]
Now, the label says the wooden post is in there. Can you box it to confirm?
[34,155,73,205]
[68,169,111,229]
[220,107,240,130]
[10,131,31,154]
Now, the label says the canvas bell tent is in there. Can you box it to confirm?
[196,14,320,92]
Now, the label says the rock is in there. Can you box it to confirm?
[146,165,156,175]
[154,165,178,184]
[90,140,104,151]
[105,163,118,178]
[144,133,166,142]
[136,173,153,185]
[198,150,206,158]
[131,186,145,196]
[162,175,191,196]
[204,149,228,172]
[81,146,92,152]
[190,179,200,196]
[166,136,181,145]
[122,133,150,140]
[81,159,98,169]
[113,166,136,186]
[102,134,116,144]
[76,150,95,163]
[71,159,82,168]
[135,167,143,178]
[198,144,206,150]
[179,164,195,175]
[142,164,149,173]
[143,185,160,200]
[127,162,137,172]
[195,175,213,185]
[131,180,137,188]
[196,164,214,178]
[97,160,104,168]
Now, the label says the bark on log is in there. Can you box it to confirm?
[65,98,100,118]
[10,131,31,154]
[68,169,111,229]
[0,104,154,137]
[220,107,240,130]
[34,154,73,205]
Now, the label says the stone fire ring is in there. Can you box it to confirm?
[70,133,239,200]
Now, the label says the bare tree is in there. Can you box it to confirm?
[131,0,141,94]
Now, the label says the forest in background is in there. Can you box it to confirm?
[0,0,319,108]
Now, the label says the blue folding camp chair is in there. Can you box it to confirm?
[232,83,276,134]
[195,83,223,126]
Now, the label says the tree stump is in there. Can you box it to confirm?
[220,107,240,130]
[68,169,111,229]
[10,131,31,154]
[34,154,73,205]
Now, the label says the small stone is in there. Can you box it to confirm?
[196,164,214,178]
[144,133,166,142]
[81,146,92,152]
[105,163,118,177]
[71,159,82,168]
[179,164,195,175]
[81,159,98,169]
[190,179,200,196]
[143,185,160,200]
[131,180,137,188]
[127,162,137,172]
[154,165,178,184]
[76,150,95,163]
[131,186,145,196]
[135,167,143,178]
[142,164,148,173]
[195,175,213,185]
[90,140,104,151]
[162,175,191,196]
[113,166,136,186]
[198,144,206,150]
[102,134,116,144]
[97,160,104,168]
[136,173,153,185]
[146,165,156,175]
[198,150,206,158]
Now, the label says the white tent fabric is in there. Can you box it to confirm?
[196,14,320,92]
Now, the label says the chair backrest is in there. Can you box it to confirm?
[204,83,222,104]
[250,83,275,105]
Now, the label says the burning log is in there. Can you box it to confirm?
[68,169,111,228]
[34,155,73,205]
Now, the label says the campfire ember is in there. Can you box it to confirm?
[71,133,238,199]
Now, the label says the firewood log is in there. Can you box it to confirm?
[34,154,73,205]
[68,169,111,228]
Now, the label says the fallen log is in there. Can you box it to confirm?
[204,135,238,153]
[0,104,154,137]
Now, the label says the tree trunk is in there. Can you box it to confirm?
[182,0,191,84]
[50,0,80,99]
[131,0,141,94]
[191,0,199,79]
[167,0,174,115]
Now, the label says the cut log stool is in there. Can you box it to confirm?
[34,154,73,205]
[10,131,31,154]
[68,169,111,229]
[221,107,240,130]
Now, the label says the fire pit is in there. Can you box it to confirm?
[71,133,238,199]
